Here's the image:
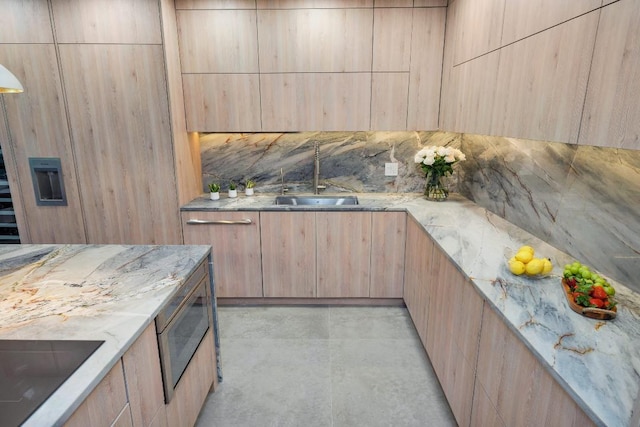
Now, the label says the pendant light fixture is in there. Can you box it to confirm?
[0,65,24,93]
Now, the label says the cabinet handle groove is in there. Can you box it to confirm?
[186,219,253,225]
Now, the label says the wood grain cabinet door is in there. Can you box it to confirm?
[370,212,406,298]
[260,212,316,298]
[316,212,372,298]
[181,211,262,297]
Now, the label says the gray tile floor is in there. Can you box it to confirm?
[196,306,456,427]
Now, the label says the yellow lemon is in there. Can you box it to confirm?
[542,258,553,275]
[508,256,517,264]
[525,258,544,276]
[509,260,526,275]
[518,245,535,255]
[515,250,533,264]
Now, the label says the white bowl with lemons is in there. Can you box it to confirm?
[505,245,554,279]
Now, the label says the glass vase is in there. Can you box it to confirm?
[424,171,449,201]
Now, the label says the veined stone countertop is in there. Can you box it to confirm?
[182,192,640,427]
[0,244,212,427]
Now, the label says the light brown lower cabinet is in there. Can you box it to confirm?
[370,212,406,298]
[316,211,372,298]
[404,219,594,427]
[166,329,216,427]
[473,304,595,427]
[181,211,262,297]
[65,360,131,427]
[261,211,317,297]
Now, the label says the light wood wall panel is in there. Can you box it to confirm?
[501,0,601,47]
[491,12,598,143]
[51,0,162,44]
[372,8,412,71]
[370,212,406,298]
[451,0,505,65]
[59,44,181,244]
[260,73,371,131]
[476,303,595,426]
[0,0,53,43]
[176,0,256,8]
[257,9,373,72]
[183,74,261,132]
[177,10,258,73]
[579,0,640,149]
[414,0,448,6]
[257,0,373,8]
[374,0,412,7]
[317,212,372,298]
[371,73,409,130]
[407,7,446,130]
[261,212,316,298]
[0,44,86,244]
[161,0,202,206]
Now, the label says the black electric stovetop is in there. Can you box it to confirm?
[0,340,104,427]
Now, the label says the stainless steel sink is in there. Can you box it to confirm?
[275,195,359,206]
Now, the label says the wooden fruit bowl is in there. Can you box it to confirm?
[561,279,617,320]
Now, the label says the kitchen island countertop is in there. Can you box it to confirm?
[182,192,640,427]
[0,244,212,427]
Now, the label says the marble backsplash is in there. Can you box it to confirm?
[200,131,640,294]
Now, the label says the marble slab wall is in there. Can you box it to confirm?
[200,131,640,294]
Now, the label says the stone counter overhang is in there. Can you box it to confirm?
[0,244,212,427]
[182,192,640,427]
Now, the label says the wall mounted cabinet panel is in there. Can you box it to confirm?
[0,44,86,243]
[370,212,406,298]
[374,0,412,7]
[258,9,373,72]
[451,0,505,65]
[372,8,412,72]
[60,44,181,244]
[491,11,598,143]
[407,7,446,130]
[501,0,601,47]
[370,73,409,130]
[316,212,372,298]
[261,212,317,298]
[579,0,640,149]
[0,0,53,43]
[260,73,371,131]
[183,74,261,132]
[257,0,373,8]
[176,0,256,8]
[177,10,258,73]
[51,0,162,44]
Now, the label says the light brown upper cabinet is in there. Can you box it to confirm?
[579,0,640,149]
[372,8,412,72]
[260,73,371,131]
[51,0,162,44]
[257,9,373,73]
[256,0,373,9]
[176,0,256,9]
[177,10,259,73]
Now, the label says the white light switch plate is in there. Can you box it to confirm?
[385,162,398,176]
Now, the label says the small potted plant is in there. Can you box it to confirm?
[228,181,238,198]
[245,179,256,196]
[208,183,220,200]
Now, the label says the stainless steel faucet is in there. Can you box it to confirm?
[313,141,326,194]
[280,168,288,195]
